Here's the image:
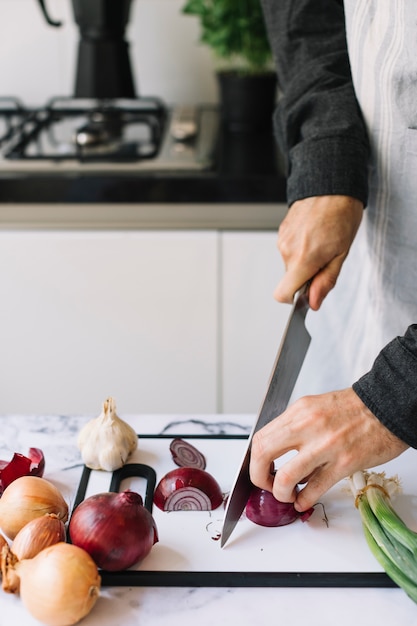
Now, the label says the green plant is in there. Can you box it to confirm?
[182,0,273,74]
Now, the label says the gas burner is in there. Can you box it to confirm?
[0,96,27,115]
[3,97,167,162]
[0,97,32,146]
[74,110,123,149]
[0,100,219,172]
[0,3,219,171]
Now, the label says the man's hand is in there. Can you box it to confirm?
[249,388,408,512]
[275,195,364,310]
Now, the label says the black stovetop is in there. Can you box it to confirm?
[0,98,286,204]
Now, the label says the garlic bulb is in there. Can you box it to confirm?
[78,397,138,471]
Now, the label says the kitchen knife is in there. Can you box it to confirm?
[220,284,311,548]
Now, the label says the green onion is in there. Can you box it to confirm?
[350,470,417,603]
[365,472,417,555]
[362,525,417,603]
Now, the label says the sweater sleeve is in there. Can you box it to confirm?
[260,0,370,206]
[352,325,417,449]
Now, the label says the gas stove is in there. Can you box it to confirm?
[0,0,285,207]
[0,97,219,172]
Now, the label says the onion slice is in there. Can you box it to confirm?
[154,467,223,511]
[0,448,45,495]
[169,438,206,470]
[245,486,314,527]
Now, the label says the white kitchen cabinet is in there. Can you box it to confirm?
[220,232,288,414]
[0,230,218,415]
[0,227,287,416]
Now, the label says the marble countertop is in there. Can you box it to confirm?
[0,413,416,626]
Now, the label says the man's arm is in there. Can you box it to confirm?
[353,325,417,449]
[261,0,370,205]
[250,387,408,512]
[249,330,417,512]
[260,1,369,306]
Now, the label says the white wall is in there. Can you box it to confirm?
[0,0,218,106]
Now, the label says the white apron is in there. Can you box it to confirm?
[292,0,417,398]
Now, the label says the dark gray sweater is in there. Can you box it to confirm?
[261,0,417,448]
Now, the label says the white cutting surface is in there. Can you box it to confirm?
[3,413,417,626]
[83,434,417,575]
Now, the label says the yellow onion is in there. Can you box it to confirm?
[0,475,68,540]
[2,542,101,626]
[11,513,66,560]
[1,544,19,592]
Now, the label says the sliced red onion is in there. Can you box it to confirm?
[169,438,206,470]
[0,448,45,495]
[153,467,223,511]
[161,487,212,511]
[245,486,314,527]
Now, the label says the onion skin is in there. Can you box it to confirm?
[11,513,66,560]
[0,533,7,552]
[154,467,224,511]
[0,448,45,495]
[245,486,314,527]
[0,475,68,540]
[69,490,158,571]
[3,542,101,626]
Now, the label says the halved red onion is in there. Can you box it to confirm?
[245,486,314,527]
[0,448,45,495]
[169,438,206,470]
[154,467,223,511]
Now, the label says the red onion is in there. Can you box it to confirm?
[0,448,45,495]
[169,438,206,470]
[245,486,314,527]
[69,490,158,571]
[154,467,224,511]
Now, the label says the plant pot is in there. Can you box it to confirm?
[217,70,277,133]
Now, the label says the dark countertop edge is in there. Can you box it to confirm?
[0,173,287,204]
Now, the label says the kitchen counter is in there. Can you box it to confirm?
[1,413,417,626]
[0,122,286,206]
[0,124,287,230]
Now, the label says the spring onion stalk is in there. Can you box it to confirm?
[362,525,417,603]
[350,470,417,603]
[365,472,417,554]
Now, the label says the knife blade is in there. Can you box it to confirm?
[220,284,311,548]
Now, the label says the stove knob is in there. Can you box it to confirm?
[170,106,198,141]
